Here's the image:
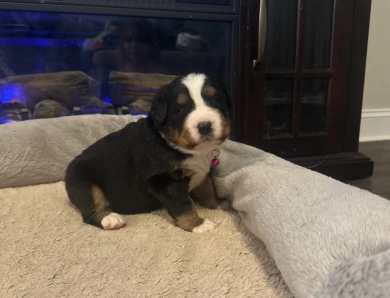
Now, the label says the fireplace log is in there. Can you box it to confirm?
[128,99,152,115]
[0,71,106,111]
[109,72,177,107]
[33,100,72,119]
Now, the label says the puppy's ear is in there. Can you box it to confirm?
[224,88,233,112]
[150,85,169,126]
[217,78,233,112]
[208,75,233,111]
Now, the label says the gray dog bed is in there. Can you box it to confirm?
[1,115,389,298]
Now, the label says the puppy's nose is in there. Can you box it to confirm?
[197,121,212,135]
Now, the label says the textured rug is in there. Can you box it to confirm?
[0,182,292,298]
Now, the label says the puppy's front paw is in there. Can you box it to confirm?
[192,219,217,233]
[218,199,231,210]
[101,213,126,230]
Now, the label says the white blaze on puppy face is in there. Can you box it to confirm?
[181,74,223,147]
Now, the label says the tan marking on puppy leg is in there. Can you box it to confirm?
[91,185,112,223]
[175,210,204,232]
[92,185,109,210]
[190,175,219,209]
[202,84,216,97]
[176,92,188,104]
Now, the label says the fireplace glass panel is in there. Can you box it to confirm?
[0,10,232,124]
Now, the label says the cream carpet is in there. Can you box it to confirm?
[0,182,292,298]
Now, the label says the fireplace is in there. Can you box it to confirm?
[0,1,238,131]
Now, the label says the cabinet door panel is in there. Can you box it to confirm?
[265,0,298,70]
[300,79,328,134]
[264,79,294,138]
[303,0,334,69]
[237,0,355,158]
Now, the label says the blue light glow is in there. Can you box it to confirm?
[103,96,111,104]
[0,38,83,48]
[2,119,16,124]
[129,110,148,116]
[0,84,27,104]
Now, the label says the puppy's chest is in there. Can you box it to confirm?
[181,154,212,191]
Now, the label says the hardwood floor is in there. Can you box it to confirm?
[346,140,390,199]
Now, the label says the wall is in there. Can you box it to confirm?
[360,0,390,141]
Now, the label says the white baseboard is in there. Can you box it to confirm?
[359,108,390,142]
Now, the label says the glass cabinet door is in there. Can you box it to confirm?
[238,0,355,157]
[264,0,333,140]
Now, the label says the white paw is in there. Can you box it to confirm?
[192,219,217,233]
[101,213,126,230]
[218,199,231,210]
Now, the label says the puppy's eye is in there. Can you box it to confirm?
[210,96,220,104]
[174,107,184,114]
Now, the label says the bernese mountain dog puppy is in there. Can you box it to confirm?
[65,73,231,233]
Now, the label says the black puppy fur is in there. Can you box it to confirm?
[65,73,231,232]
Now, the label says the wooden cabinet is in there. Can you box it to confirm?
[235,0,373,180]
